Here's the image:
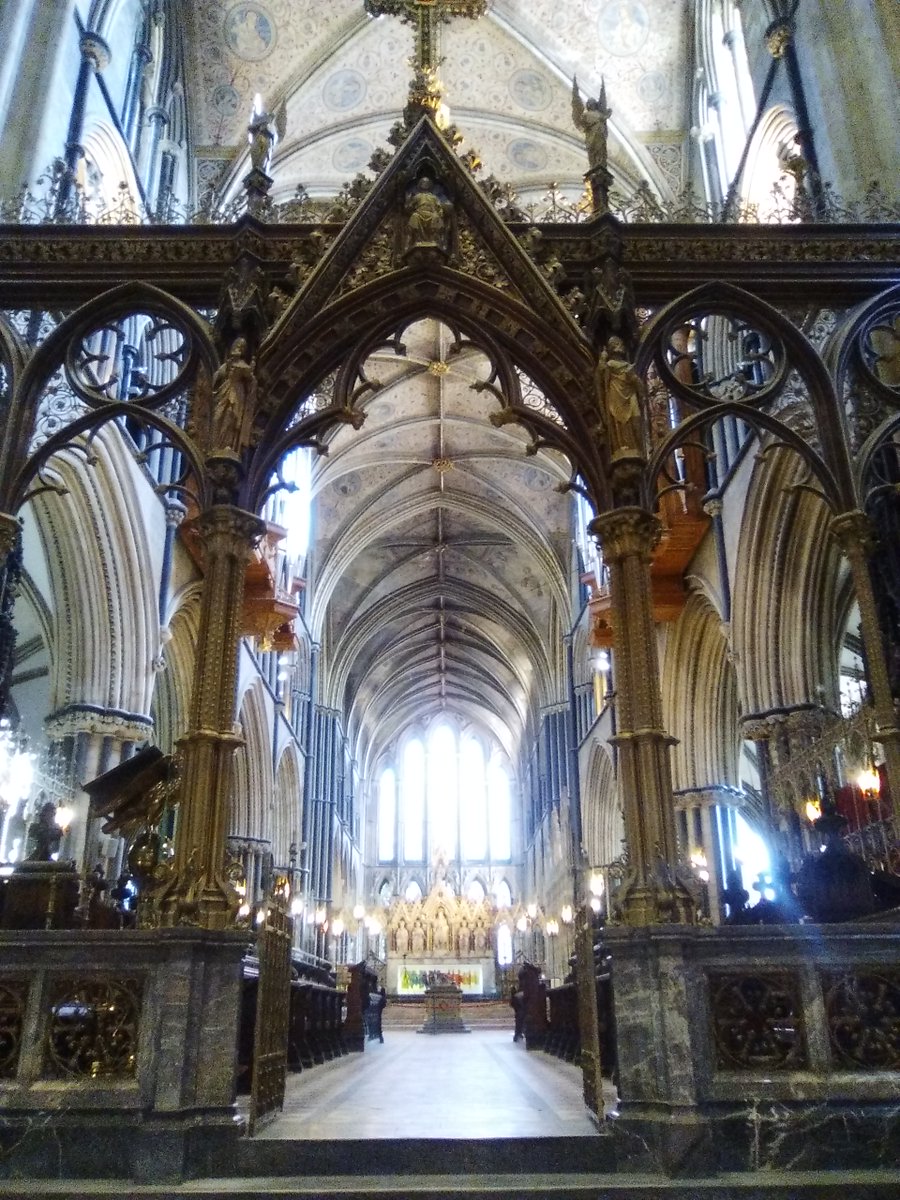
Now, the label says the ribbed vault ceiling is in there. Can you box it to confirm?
[188,1,690,205]
[308,319,572,768]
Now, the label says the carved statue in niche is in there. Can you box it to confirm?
[473,920,487,956]
[211,336,256,452]
[593,335,645,462]
[395,918,409,955]
[400,175,454,260]
[457,918,470,956]
[433,909,450,953]
[411,919,426,955]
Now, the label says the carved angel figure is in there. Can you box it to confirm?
[572,77,612,174]
[211,336,256,452]
[248,98,287,175]
[594,336,645,461]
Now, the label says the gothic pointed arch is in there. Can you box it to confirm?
[663,591,739,791]
[731,447,847,717]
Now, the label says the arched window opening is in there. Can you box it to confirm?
[733,810,771,897]
[460,735,487,860]
[268,447,313,568]
[402,738,426,861]
[377,719,514,870]
[487,759,511,861]
[493,879,513,908]
[378,767,396,862]
[405,879,423,902]
[496,924,513,966]
[428,722,458,856]
[467,879,486,902]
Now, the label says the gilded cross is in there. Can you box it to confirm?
[364,0,488,74]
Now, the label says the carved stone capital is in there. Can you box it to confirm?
[80,33,112,72]
[195,505,265,560]
[144,105,169,127]
[831,509,876,557]
[673,785,745,811]
[765,20,793,59]
[702,497,723,519]
[589,507,661,563]
[44,705,152,742]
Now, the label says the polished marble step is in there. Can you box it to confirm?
[5,1170,900,1199]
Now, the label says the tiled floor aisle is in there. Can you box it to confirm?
[257,1029,601,1140]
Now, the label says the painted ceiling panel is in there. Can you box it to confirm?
[192,1,691,201]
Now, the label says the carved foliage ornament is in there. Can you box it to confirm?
[709,971,807,1072]
[44,975,143,1078]
[824,970,900,1071]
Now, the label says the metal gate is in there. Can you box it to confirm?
[249,880,293,1134]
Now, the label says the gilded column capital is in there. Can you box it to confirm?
[195,505,265,558]
[589,507,661,563]
[0,513,21,558]
[830,509,876,556]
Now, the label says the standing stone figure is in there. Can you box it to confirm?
[211,336,256,452]
[594,335,645,462]
[571,77,612,174]
[248,99,287,176]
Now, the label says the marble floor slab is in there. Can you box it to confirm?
[255,1029,604,1140]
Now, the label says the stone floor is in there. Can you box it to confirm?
[253,1029,603,1140]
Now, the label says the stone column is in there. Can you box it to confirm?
[155,504,264,930]
[57,31,111,216]
[590,507,694,925]
[832,509,900,824]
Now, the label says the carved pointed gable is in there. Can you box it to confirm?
[258,117,590,427]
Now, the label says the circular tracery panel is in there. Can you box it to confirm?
[860,307,900,399]
[65,310,193,409]
[657,311,787,409]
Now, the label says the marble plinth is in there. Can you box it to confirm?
[604,922,900,1176]
[0,927,246,1181]
[418,983,471,1034]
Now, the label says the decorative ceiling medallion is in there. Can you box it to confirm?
[508,139,548,173]
[432,457,455,473]
[333,138,373,173]
[323,69,367,112]
[224,2,276,62]
[428,361,450,375]
[509,69,551,112]
[598,0,650,57]
[637,69,668,106]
